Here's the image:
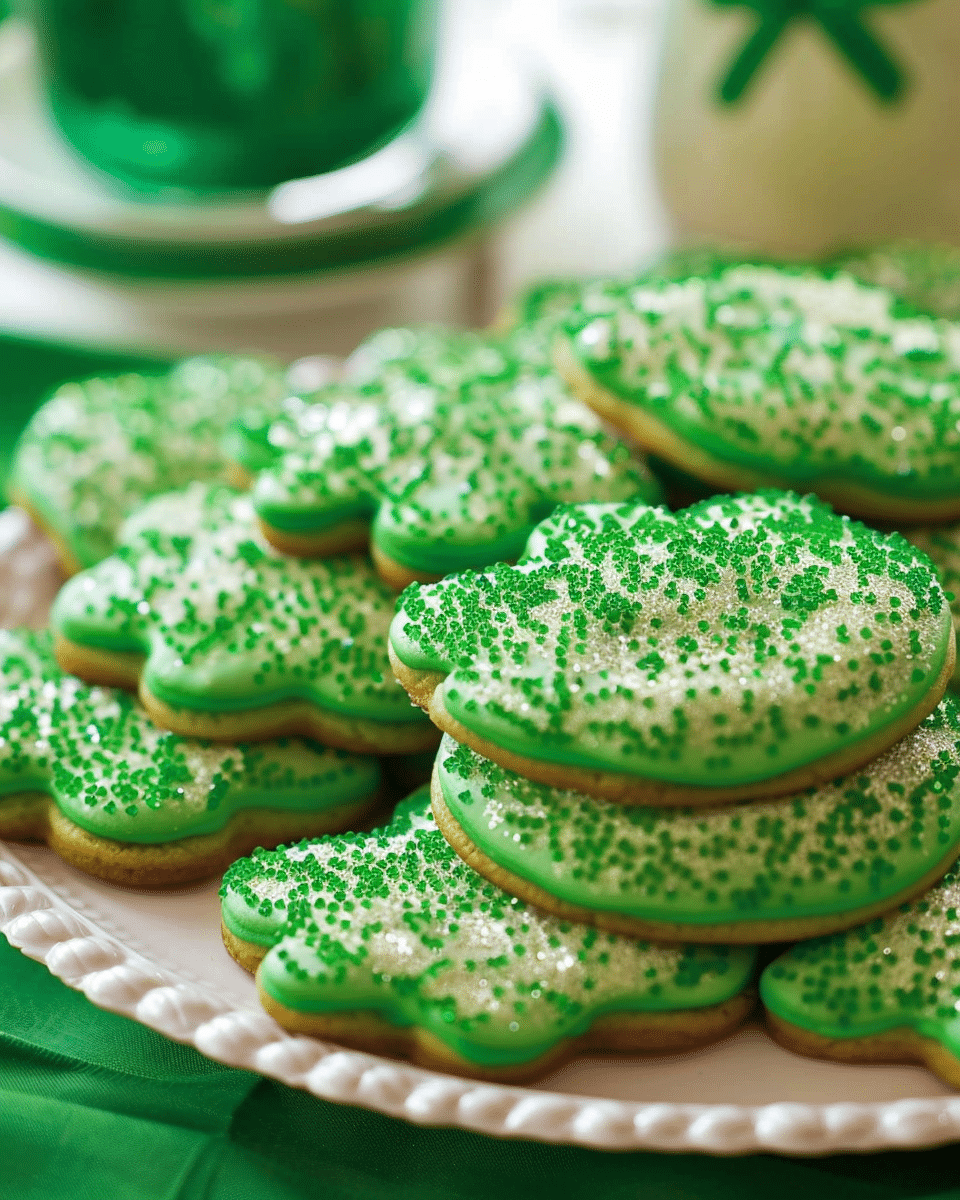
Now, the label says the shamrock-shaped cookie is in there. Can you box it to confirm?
[220,788,756,1080]
[247,326,661,588]
[433,705,960,942]
[762,858,960,1090]
[51,483,437,753]
[9,354,291,573]
[390,491,953,805]
[0,629,382,886]
[558,264,960,522]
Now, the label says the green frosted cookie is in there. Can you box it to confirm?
[220,787,756,1080]
[433,700,960,943]
[761,858,960,1089]
[50,483,437,754]
[0,629,382,886]
[9,355,291,573]
[558,263,960,522]
[390,491,953,805]
[247,326,661,589]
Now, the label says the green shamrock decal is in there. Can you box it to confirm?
[710,0,916,104]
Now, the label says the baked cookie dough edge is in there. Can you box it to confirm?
[55,634,440,755]
[391,639,956,807]
[555,338,960,524]
[1,791,381,889]
[764,1009,960,1091]
[429,773,960,945]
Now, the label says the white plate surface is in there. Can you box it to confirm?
[2,507,960,1156]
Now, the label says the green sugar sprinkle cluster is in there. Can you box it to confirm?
[906,523,960,688]
[11,356,292,568]
[438,701,960,927]
[51,483,426,724]
[565,265,960,500]
[835,243,960,322]
[250,326,659,570]
[392,491,949,786]
[762,861,960,1047]
[221,789,754,1065]
[0,629,379,844]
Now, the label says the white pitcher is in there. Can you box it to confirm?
[653,0,960,257]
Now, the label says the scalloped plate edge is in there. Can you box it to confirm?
[3,842,960,1155]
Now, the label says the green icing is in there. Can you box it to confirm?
[224,355,343,476]
[761,860,960,1052]
[9,355,292,568]
[249,326,660,573]
[220,788,756,1068]
[437,699,960,930]
[835,243,960,322]
[563,264,960,503]
[0,629,380,845]
[51,483,429,726]
[906,523,960,690]
[501,250,769,340]
[391,491,950,787]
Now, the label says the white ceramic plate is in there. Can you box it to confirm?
[2,508,960,1156]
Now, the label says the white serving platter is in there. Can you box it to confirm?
[2,507,960,1156]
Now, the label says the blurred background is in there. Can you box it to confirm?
[1,0,955,368]
[0,0,669,361]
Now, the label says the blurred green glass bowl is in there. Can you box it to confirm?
[23,0,439,192]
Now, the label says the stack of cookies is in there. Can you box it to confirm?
[531,254,960,1087]
[10,248,960,1089]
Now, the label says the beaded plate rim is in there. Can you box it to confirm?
[3,841,960,1156]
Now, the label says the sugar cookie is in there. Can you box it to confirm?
[0,629,383,887]
[51,483,437,753]
[9,355,290,574]
[762,858,960,1089]
[432,702,960,943]
[248,326,661,588]
[220,788,756,1080]
[390,491,953,805]
[557,264,960,523]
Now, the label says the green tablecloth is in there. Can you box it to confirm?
[6,933,960,1200]
[3,333,960,1197]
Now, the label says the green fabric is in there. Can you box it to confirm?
[4,933,960,1198]
[0,332,168,499]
